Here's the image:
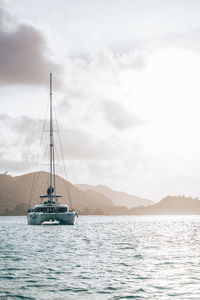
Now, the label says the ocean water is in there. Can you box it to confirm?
[0,216,200,300]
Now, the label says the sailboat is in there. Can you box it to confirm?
[27,73,78,225]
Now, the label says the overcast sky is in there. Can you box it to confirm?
[1,0,200,201]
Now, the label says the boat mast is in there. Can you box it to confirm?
[49,73,54,203]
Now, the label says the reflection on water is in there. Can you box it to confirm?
[0,215,200,299]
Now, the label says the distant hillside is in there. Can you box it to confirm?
[0,172,130,216]
[130,196,200,215]
[76,184,154,208]
[1,173,200,216]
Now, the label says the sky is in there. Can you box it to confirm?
[1,0,200,201]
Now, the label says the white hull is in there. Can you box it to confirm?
[27,211,78,225]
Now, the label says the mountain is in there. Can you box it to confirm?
[130,196,200,215]
[1,172,200,216]
[76,184,154,208]
[0,172,129,216]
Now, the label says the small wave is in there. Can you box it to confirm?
[135,288,145,292]
[137,277,149,280]
[59,288,88,292]
[106,286,118,291]
[134,254,143,259]
[113,296,143,299]
[6,294,34,300]
[0,275,15,280]
[152,285,169,290]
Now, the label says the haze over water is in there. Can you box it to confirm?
[1,215,200,299]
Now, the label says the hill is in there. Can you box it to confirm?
[0,172,130,216]
[76,184,154,208]
[130,196,200,215]
[1,173,200,216]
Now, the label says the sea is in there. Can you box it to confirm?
[0,215,200,300]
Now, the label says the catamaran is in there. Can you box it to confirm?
[27,73,78,225]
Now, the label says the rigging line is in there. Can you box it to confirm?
[53,105,73,209]
[32,143,49,202]
[53,137,57,202]
[54,144,61,203]
[30,117,48,203]
[54,144,71,207]
[54,125,73,209]
[28,100,49,208]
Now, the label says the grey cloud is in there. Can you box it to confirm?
[0,156,33,173]
[90,50,147,71]
[0,114,43,146]
[103,29,200,56]
[0,113,49,173]
[0,114,43,172]
[87,161,116,181]
[166,30,200,53]
[60,128,122,161]
[0,114,123,175]
[102,100,143,130]
[117,51,147,70]
[0,5,60,86]
[141,29,200,54]
[64,49,147,85]
[56,97,72,116]
[60,129,98,160]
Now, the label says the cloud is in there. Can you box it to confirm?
[0,113,42,145]
[0,113,127,176]
[0,156,33,173]
[59,128,124,161]
[64,49,147,95]
[165,30,200,54]
[139,29,200,55]
[0,113,44,173]
[0,3,60,86]
[101,100,143,130]
[55,49,147,134]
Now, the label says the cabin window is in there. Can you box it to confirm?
[58,207,67,212]
[47,207,54,213]
[32,206,67,213]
